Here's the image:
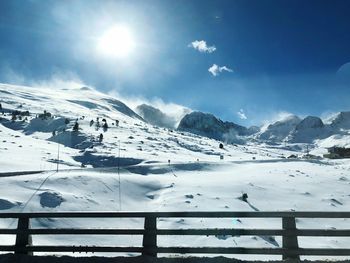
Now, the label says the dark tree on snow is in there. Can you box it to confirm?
[73,122,79,132]
[103,122,108,132]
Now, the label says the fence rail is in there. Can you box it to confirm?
[0,211,350,260]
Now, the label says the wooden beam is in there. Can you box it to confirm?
[282,217,299,260]
[14,217,32,255]
[142,216,157,257]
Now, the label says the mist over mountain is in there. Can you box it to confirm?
[258,115,301,143]
[330,111,350,130]
[135,104,176,129]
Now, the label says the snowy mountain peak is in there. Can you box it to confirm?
[288,116,330,143]
[296,116,324,130]
[330,111,350,129]
[258,115,301,142]
[178,111,248,143]
[274,114,301,125]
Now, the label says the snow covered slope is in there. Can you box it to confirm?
[1,83,271,172]
[1,83,350,261]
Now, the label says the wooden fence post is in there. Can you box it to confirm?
[282,216,299,260]
[15,217,32,255]
[142,216,157,257]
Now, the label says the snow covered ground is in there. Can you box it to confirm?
[1,83,350,261]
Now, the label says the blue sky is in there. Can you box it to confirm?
[0,0,350,126]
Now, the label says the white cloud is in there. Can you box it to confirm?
[337,62,350,75]
[189,40,216,53]
[264,111,298,126]
[208,64,233,76]
[237,109,247,120]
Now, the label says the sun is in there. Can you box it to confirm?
[97,25,135,58]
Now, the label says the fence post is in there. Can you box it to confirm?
[15,216,32,255]
[142,216,157,257]
[282,216,299,260]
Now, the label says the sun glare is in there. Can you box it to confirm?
[97,25,135,58]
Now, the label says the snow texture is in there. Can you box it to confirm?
[1,83,350,261]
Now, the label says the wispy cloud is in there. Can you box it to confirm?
[320,110,338,124]
[33,72,84,90]
[189,40,216,53]
[0,65,85,90]
[0,64,26,85]
[208,64,233,76]
[108,90,192,128]
[260,111,299,131]
[237,109,247,120]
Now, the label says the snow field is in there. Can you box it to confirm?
[1,83,350,260]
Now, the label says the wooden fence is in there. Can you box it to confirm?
[0,211,350,260]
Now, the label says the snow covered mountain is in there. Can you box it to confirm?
[258,115,301,143]
[175,109,350,146]
[1,83,258,172]
[288,116,331,143]
[1,83,350,156]
[177,111,250,144]
[255,113,350,145]
[330,111,350,130]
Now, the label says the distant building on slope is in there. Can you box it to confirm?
[324,146,350,159]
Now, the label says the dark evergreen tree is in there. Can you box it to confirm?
[39,110,52,119]
[73,122,79,132]
[102,120,108,132]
